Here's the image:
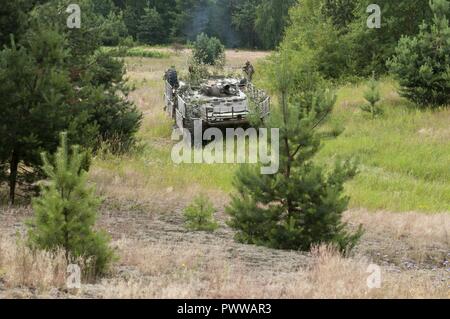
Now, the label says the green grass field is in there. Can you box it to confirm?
[318,79,450,212]
[92,52,450,213]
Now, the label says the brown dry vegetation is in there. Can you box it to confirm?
[0,49,448,299]
[0,203,448,299]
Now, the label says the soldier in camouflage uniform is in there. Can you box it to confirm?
[243,61,255,82]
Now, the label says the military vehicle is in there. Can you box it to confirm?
[164,65,270,134]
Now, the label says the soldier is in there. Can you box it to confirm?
[164,66,179,88]
[243,61,255,82]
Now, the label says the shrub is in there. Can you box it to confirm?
[184,195,219,232]
[388,0,450,107]
[107,47,170,59]
[192,33,225,66]
[27,133,116,277]
[126,48,169,58]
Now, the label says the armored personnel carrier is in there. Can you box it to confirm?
[164,66,270,133]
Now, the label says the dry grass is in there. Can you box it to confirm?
[346,210,450,267]
[346,210,450,245]
[0,236,67,294]
[1,208,448,299]
[88,242,449,299]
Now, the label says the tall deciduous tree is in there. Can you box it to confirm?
[255,0,296,49]
[280,0,433,79]
[346,0,433,76]
[231,0,262,48]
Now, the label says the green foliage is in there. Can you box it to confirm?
[28,133,115,276]
[0,0,33,47]
[123,0,177,44]
[346,0,433,77]
[99,11,129,46]
[388,0,450,107]
[281,0,433,80]
[227,50,363,253]
[360,74,383,117]
[282,0,351,81]
[184,195,219,232]
[136,7,165,44]
[321,0,357,30]
[126,47,169,58]
[123,0,147,39]
[0,27,72,204]
[89,0,129,46]
[2,0,294,50]
[192,33,225,66]
[231,0,262,48]
[106,46,170,58]
[255,0,296,49]
[186,58,210,86]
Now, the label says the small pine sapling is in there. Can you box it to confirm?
[184,194,219,232]
[27,133,115,277]
[361,74,382,118]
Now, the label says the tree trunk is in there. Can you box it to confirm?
[281,91,294,218]
[8,149,19,205]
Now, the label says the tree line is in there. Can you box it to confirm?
[3,1,437,55]
[20,0,294,49]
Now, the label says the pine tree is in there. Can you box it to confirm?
[123,0,148,39]
[27,133,115,276]
[388,0,450,107]
[0,0,31,47]
[136,7,165,44]
[226,50,363,253]
[0,29,72,204]
[360,74,382,118]
[0,0,142,203]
